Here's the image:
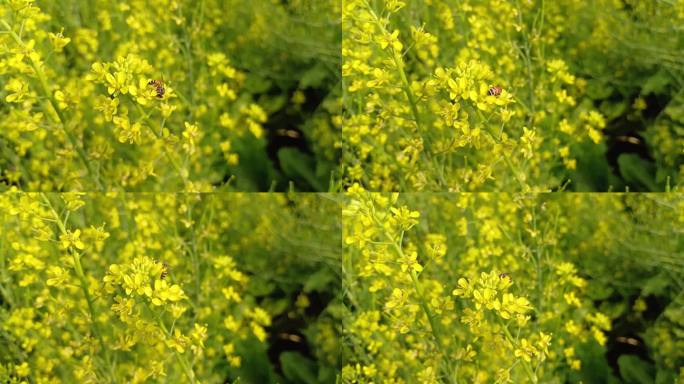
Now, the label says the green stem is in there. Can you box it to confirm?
[362,16,423,134]
[40,194,115,382]
[533,211,543,315]
[0,218,14,308]
[143,302,197,384]
[362,1,443,185]
[476,112,527,190]
[498,318,538,383]
[133,104,189,188]
[372,210,456,383]
[514,0,536,126]
[392,49,423,132]
[187,204,201,311]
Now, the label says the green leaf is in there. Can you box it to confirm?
[655,370,676,384]
[233,338,278,384]
[303,267,336,293]
[262,94,289,115]
[264,297,291,318]
[586,80,614,100]
[641,272,670,296]
[602,301,628,319]
[299,62,332,89]
[249,276,276,296]
[316,365,338,384]
[663,305,684,326]
[244,75,273,94]
[588,283,614,301]
[617,154,659,191]
[278,148,325,191]
[641,70,671,95]
[575,341,620,384]
[280,352,319,384]
[618,355,655,384]
[233,137,280,191]
[570,141,622,191]
[600,100,628,121]
[665,103,684,124]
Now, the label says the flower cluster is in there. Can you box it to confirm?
[341,0,684,191]
[342,191,684,383]
[0,192,342,383]
[452,271,532,325]
[103,256,185,306]
[0,0,340,191]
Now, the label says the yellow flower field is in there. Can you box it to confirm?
[2,1,684,383]
[1,0,340,191]
[342,0,684,191]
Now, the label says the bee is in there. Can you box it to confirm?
[616,336,640,346]
[160,261,169,280]
[616,135,641,145]
[487,86,503,97]
[147,79,165,98]
[499,272,512,282]
[276,128,301,139]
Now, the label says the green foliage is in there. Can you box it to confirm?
[341,0,684,191]
[342,192,684,383]
[0,193,341,383]
[619,355,655,384]
[0,0,341,191]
